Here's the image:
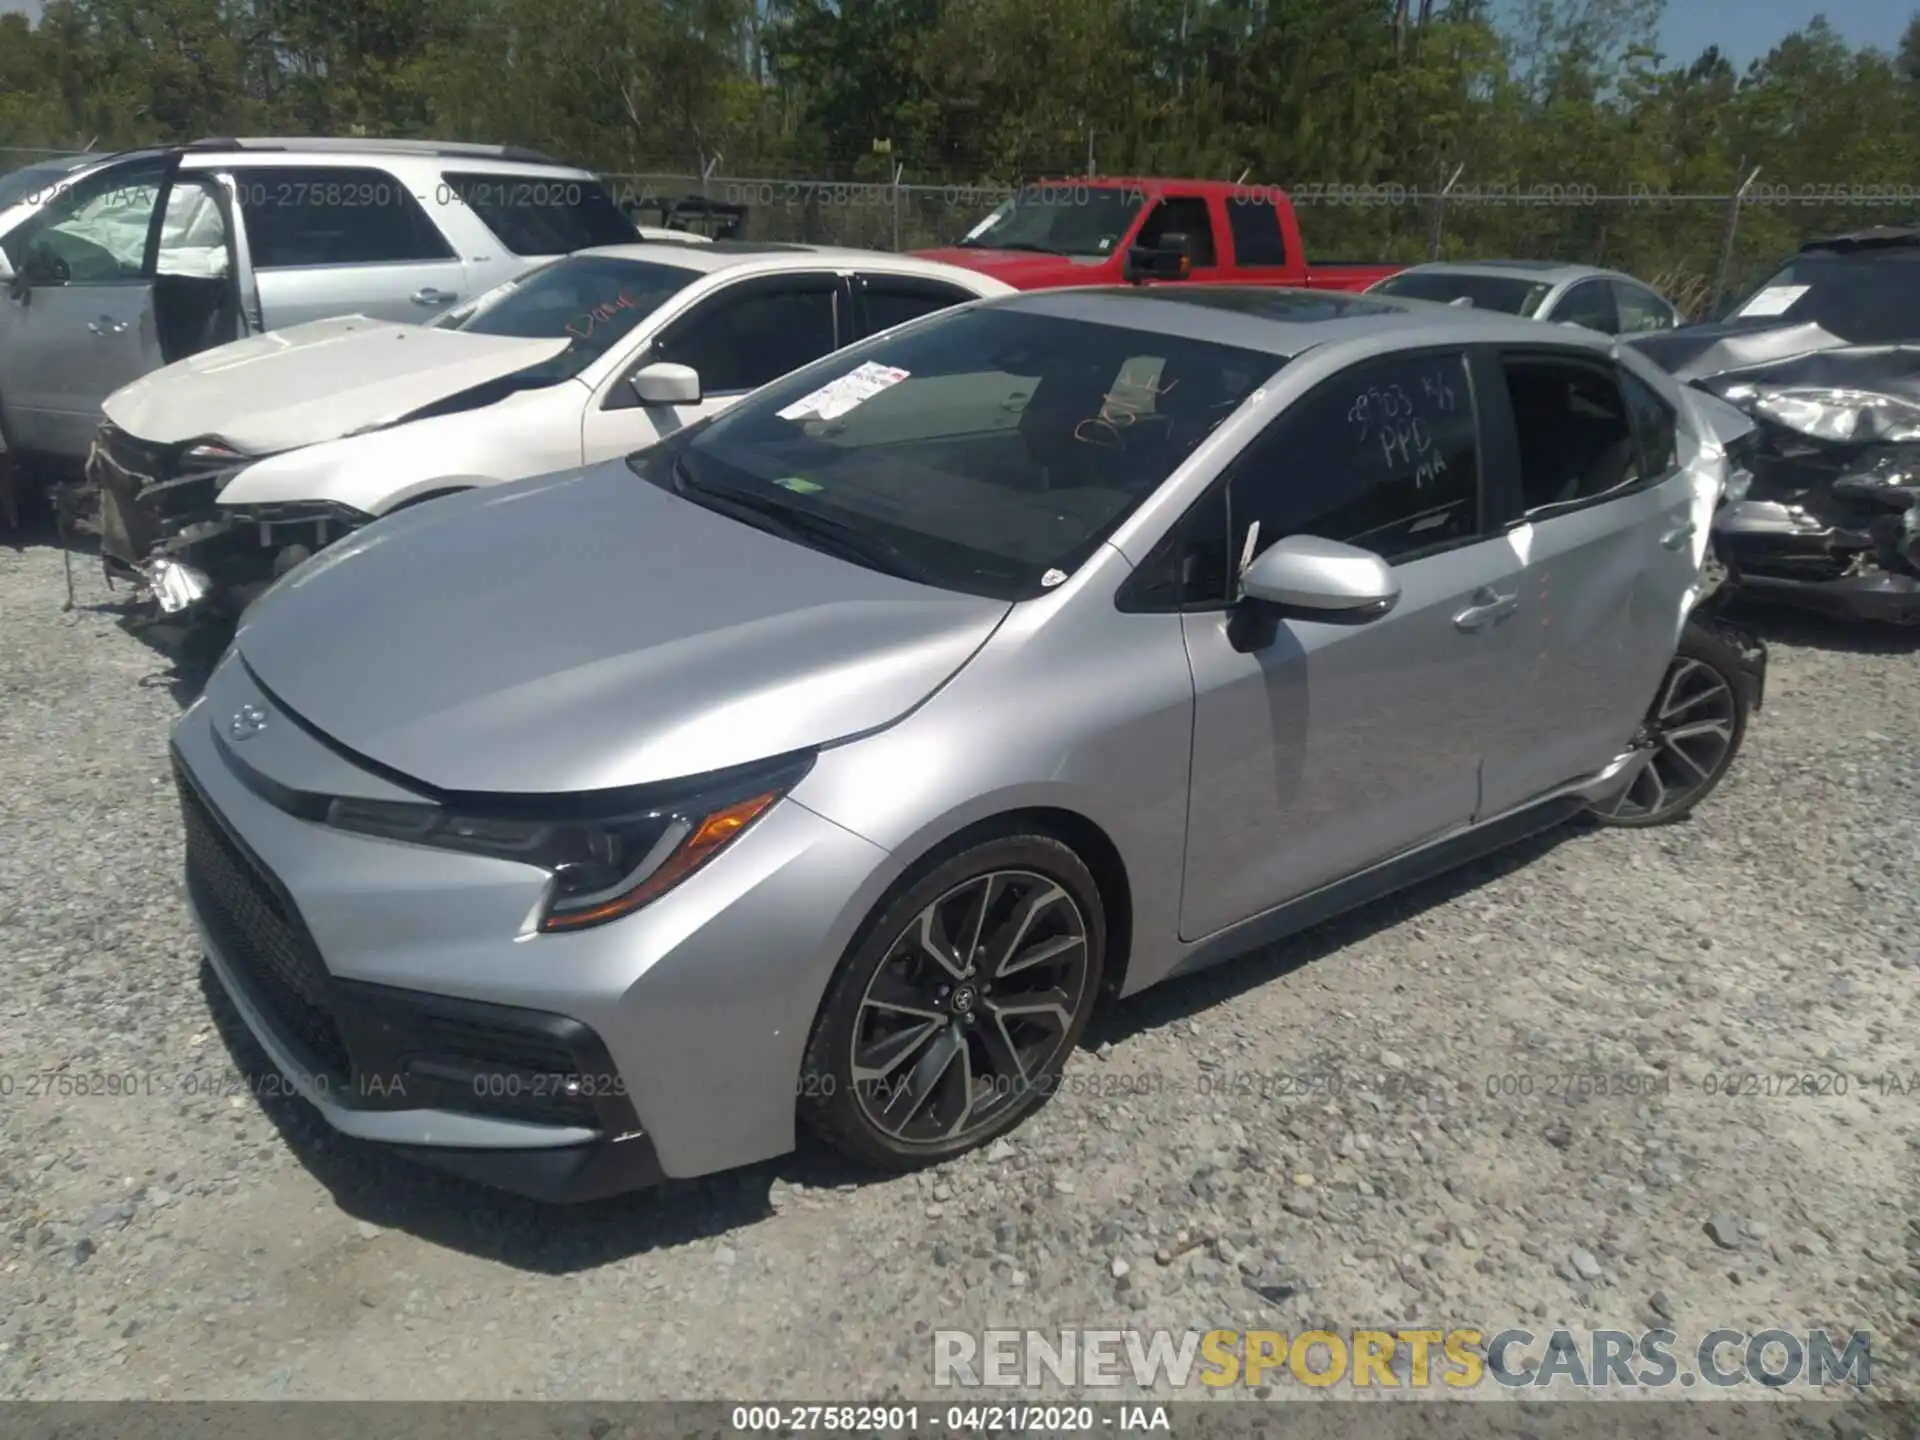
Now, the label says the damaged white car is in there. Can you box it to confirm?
[90,242,1010,612]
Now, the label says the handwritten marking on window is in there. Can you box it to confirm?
[1074,374,1179,448]
[565,290,640,341]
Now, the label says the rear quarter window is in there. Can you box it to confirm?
[439,172,636,256]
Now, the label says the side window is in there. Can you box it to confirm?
[2,158,168,284]
[1136,197,1217,267]
[1227,352,1480,573]
[1619,368,1679,477]
[1500,355,1641,511]
[654,278,839,394]
[234,167,454,269]
[438,172,635,256]
[857,277,978,338]
[1224,195,1289,268]
[1612,281,1674,334]
[1549,279,1619,334]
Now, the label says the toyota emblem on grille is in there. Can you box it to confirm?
[228,703,268,741]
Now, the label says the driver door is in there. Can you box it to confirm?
[0,155,172,458]
[581,271,847,461]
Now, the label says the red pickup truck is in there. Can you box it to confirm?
[915,177,1403,291]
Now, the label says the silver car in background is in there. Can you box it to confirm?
[1369,260,1681,334]
[0,138,636,465]
[170,287,1761,1201]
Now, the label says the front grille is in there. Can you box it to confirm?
[176,765,351,1075]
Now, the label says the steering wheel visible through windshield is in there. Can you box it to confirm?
[441,253,701,380]
[639,305,1281,600]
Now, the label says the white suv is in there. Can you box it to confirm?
[91,242,1013,611]
[0,137,636,464]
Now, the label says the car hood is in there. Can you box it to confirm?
[233,460,1011,795]
[102,316,571,452]
[1624,317,1851,383]
[912,247,1111,286]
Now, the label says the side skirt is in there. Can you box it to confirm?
[1162,768,1628,983]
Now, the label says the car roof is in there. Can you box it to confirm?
[1385,259,1632,286]
[571,240,1012,289]
[982,285,1610,358]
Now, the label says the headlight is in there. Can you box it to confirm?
[184,442,246,470]
[320,752,813,932]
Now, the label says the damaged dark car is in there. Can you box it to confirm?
[1629,226,1920,625]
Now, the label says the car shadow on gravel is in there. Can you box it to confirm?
[193,819,1590,1272]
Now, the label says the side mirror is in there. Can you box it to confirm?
[1122,240,1192,284]
[629,361,702,406]
[0,250,14,286]
[1240,534,1400,618]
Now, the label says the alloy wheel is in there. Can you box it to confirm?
[1600,655,1739,821]
[850,869,1091,1146]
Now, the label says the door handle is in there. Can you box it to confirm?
[1452,587,1519,632]
[86,316,129,336]
[1661,519,1697,550]
[411,287,457,306]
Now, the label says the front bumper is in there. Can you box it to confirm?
[171,655,894,1200]
[86,426,367,616]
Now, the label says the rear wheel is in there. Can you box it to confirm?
[1588,620,1749,827]
[798,833,1105,1170]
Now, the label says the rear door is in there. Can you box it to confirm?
[848,272,982,340]
[1223,192,1294,281]
[1174,347,1534,938]
[232,164,469,327]
[1473,347,1697,815]
[0,154,171,457]
[581,270,846,460]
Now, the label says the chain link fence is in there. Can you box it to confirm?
[12,147,1919,316]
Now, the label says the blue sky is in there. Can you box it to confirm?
[1656,0,1910,68]
[0,0,1912,70]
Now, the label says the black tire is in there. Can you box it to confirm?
[798,831,1106,1170]
[1587,619,1750,828]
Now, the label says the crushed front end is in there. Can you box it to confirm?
[87,423,373,617]
[1636,333,1920,627]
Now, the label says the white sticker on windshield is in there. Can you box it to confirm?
[1736,284,1809,318]
[776,362,911,422]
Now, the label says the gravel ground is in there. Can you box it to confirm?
[1,531,1916,1403]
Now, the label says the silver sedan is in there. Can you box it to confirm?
[1369,260,1681,334]
[170,285,1759,1200]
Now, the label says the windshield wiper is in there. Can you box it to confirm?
[672,463,930,584]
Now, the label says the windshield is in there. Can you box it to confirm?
[1371,270,1552,315]
[955,187,1145,257]
[0,158,93,213]
[639,306,1281,600]
[1718,253,1920,343]
[447,254,698,379]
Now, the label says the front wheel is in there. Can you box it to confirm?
[1587,619,1750,827]
[798,833,1106,1170]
